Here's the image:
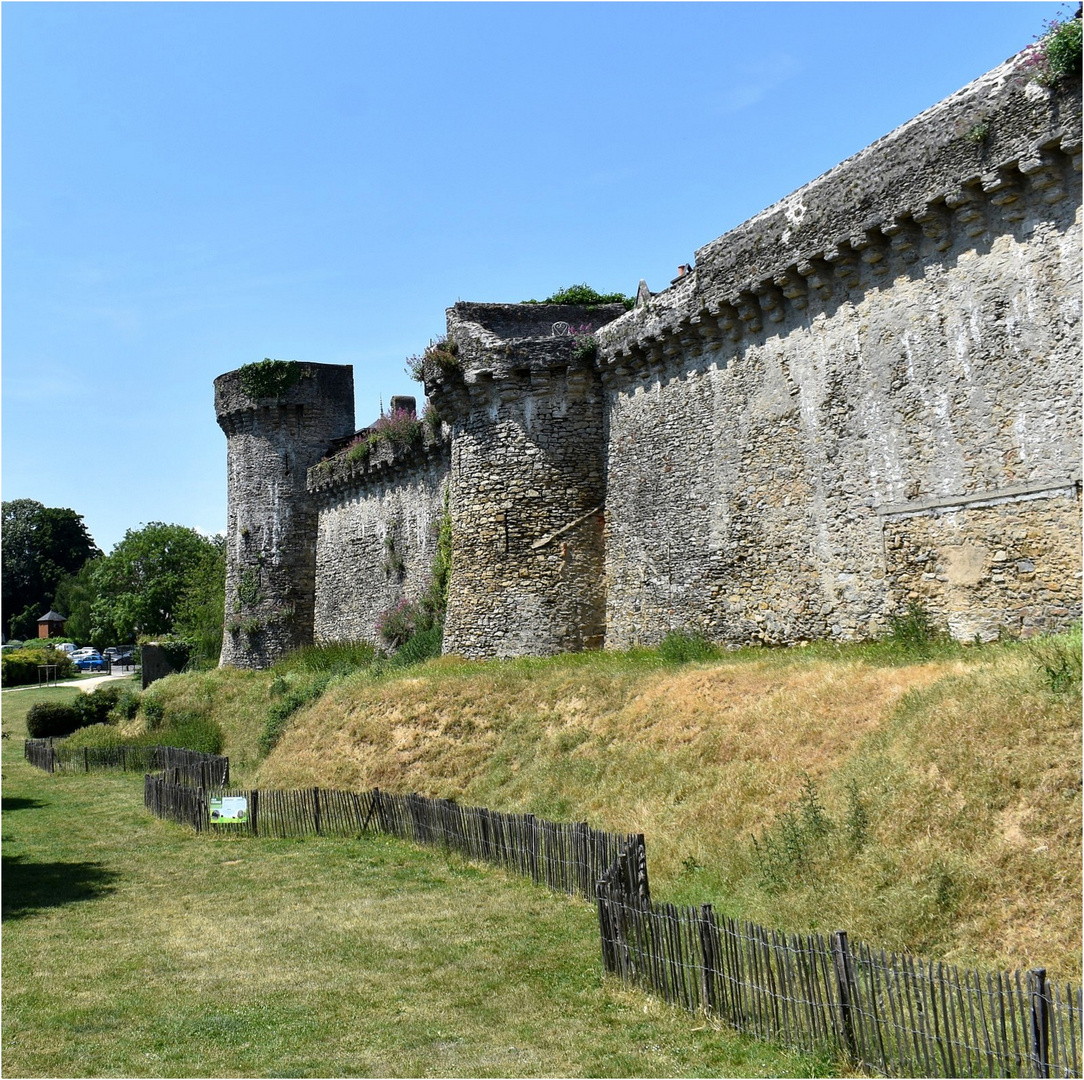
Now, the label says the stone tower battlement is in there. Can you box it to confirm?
[217,56,1082,666]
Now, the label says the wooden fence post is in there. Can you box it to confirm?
[526,814,539,883]
[597,882,614,973]
[635,834,650,901]
[1029,968,1050,1079]
[699,904,718,1016]
[84,747,90,773]
[251,789,259,838]
[831,930,858,1064]
[313,787,322,835]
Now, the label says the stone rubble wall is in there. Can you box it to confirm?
[424,305,620,658]
[309,434,450,645]
[218,55,1081,665]
[596,57,1081,647]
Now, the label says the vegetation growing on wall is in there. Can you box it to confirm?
[522,284,634,311]
[374,490,452,663]
[238,358,303,399]
[406,336,459,381]
[345,407,424,465]
[1022,10,1082,84]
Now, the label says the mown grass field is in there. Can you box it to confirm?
[2,685,834,1079]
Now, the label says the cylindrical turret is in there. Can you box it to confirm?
[425,302,624,658]
[215,361,355,668]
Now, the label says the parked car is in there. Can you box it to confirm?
[71,647,97,662]
[74,653,106,672]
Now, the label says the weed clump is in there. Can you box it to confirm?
[658,629,719,663]
[259,675,333,757]
[1027,623,1082,694]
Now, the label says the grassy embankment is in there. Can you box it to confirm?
[2,685,828,1078]
[123,628,1082,983]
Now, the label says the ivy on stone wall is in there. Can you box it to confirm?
[238,359,303,400]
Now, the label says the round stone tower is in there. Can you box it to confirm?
[425,302,625,658]
[215,361,355,668]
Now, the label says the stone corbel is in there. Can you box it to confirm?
[753,283,786,323]
[734,293,763,333]
[773,269,808,309]
[945,186,985,238]
[712,302,742,341]
[824,243,861,288]
[1059,134,1081,172]
[796,258,834,301]
[854,229,891,274]
[912,203,954,250]
[881,218,920,263]
[1018,149,1065,204]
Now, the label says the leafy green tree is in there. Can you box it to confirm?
[51,559,99,646]
[172,534,227,668]
[2,499,100,639]
[89,523,224,648]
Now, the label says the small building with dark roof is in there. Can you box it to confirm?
[36,610,67,639]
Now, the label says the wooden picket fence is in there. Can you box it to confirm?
[595,884,1081,1078]
[142,779,648,904]
[43,746,1084,1077]
[26,739,228,786]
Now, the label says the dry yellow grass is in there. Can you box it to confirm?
[144,641,1081,982]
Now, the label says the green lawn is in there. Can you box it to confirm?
[2,686,835,1078]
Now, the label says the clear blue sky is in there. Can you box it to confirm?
[2,1,1064,553]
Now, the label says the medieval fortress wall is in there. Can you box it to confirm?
[216,58,1082,668]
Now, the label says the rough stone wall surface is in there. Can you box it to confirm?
[597,59,1081,647]
[425,304,619,658]
[310,437,450,644]
[216,364,355,668]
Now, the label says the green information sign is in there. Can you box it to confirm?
[210,796,248,824]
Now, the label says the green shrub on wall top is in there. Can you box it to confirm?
[406,336,459,382]
[522,284,634,311]
[1022,12,1082,84]
[238,359,303,400]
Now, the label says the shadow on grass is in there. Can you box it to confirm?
[2,853,119,920]
[2,796,46,812]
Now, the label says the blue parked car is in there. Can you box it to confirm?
[74,652,106,672]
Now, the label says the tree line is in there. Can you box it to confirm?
[2,500,225,667]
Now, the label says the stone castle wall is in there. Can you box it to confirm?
[596,59,1081,647]
[217,56,1081,667]
[426,304,623,658]
[308,432,449,645]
